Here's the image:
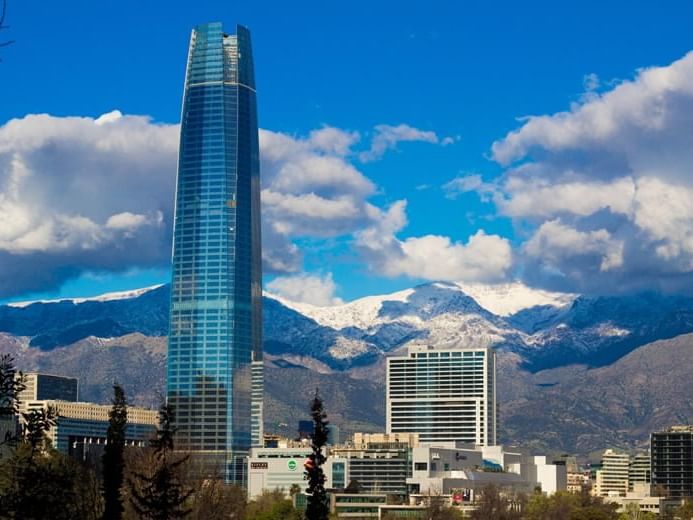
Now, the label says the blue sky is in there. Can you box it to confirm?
[3,0,693,304]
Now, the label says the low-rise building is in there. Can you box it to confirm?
[377,504,427,519]
[407,443,566,499]
[247,446,347,499]
[23,399,158,457]
[331,433,418,496]
[567,470,591,493]
[604,483,679,516]
[330,493,388,519]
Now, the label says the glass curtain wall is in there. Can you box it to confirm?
[167,22,262,484]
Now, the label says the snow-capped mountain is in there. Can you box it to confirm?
[6,285,165,308]
[266,281,523,366]
[2,281,693,372]
[6,280,693,454]
[273,281,574,326]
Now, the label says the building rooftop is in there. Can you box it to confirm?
[656,425,693,433]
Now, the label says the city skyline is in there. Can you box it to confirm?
[3,2,693,306]
[3,3,693,517]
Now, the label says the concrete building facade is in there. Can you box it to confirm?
[594,449,630,497]
[331,434,418,496]
[18,372,78,411]
[628,453,651,492]
[23,399,158,457]
[247,446,347,499]
[386,344,496,445]
[406,443,567,499]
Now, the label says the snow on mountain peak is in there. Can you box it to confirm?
[455,282,576,316]
[7,285,164,308]
[267,282,576,330]
[267,286,416,330]
[268,280,573,332]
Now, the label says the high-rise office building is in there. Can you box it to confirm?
[628,453,651,491]
[18,372,79,410]
[386,343,496,445]
[594,449,630,497]
[167,22,263,484]
[651,426,693,498]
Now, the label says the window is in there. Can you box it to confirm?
[414,462,427,471]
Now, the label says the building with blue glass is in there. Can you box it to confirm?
[167,22,263,484]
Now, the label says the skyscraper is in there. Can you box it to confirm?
[167,22,262,484]
[386,343,496,445]
[651,426,693,498]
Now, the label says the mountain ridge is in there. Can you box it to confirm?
[3,281,693,372]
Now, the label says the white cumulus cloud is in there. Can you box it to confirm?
[466,50,693,293]
[0,112,458,297]
[356,201,513,283]
[0,112,177,296]
[359,124,448,162]
[266,272,344,306]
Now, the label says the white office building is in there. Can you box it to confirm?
[247,446,347,499]
[387,343,496,445]
[251,359,264,447]
[594,449,630,497]
[408,444,567,499]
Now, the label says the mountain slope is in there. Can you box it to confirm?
[3,328,692,453]
[500,332,693,453]
[4,282,693,373]
[0,285,170,349]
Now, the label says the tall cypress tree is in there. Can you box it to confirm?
[304,389,329,520]
[102,384,127,520]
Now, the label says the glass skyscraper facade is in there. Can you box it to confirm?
[167,22,263,484]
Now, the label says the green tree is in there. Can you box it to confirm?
[524,488,619,520]
[189,480,246,520]
[0,444,81,519]
[74,460,106,520]
[525,491,579,520]
[469,483,522,520]
[102,384,128,520]
[0,354,25,453]
[572,488,619,520]
[0,401,101,519]
[128,403,193,520]
[618,502,656,520]
[246,489,303,520]
[304,389,330,520]
[675,500,693,520]
[20,405,57,454]
[423,495,465,519]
